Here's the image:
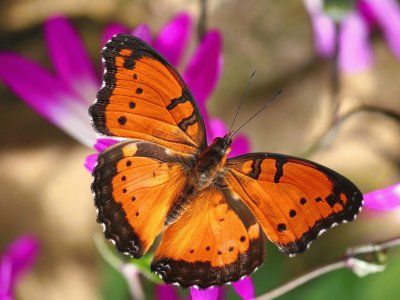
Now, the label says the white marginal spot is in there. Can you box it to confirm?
[109,239,116,245]
[100,223,106,232]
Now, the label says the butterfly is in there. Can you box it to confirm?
[89,34,363,289]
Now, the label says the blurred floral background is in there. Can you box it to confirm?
[1,0,400,299]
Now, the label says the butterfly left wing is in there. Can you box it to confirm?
[92,139,189,258]
[224,153,363,256]
[151,187,265,289]
[90,34,207,155]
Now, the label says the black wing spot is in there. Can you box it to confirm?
[136,87,143,94]
[131,196,136,202]
[240,236,246,242]
[326,194,343,207]
[274,159,287,183]
[121,176,126,181]
[123,57,134,69]
[315,197,323,203]
[277,223,286,232]
[126,161,132,167]
[166,94,189,111]
[118,116,127,125]
[177,112,197,132]
[289,209,297,217]
[248,158,263,179]
[129,101,136,109]
[300,197,307,205]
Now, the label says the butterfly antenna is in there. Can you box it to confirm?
[228,71,257,133]
[230,90,283,138]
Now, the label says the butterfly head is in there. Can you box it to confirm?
[211,134,232,156]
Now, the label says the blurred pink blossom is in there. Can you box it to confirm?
[364,183,400,210]
[304,0,400,72]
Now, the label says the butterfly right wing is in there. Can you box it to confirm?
[92,139,190,258]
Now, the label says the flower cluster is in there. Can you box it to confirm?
[304,0,400,72]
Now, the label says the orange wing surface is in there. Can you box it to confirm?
[151,187,265,289]
[90,34,207,155]
[225,153,363,255]
[92,140,189,258]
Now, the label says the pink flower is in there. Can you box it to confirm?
[0,235,39,299]
[364,183,400,210]
[155,276,254,300]
[304,0,400,72]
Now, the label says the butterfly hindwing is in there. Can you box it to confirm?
[225,153,363,255]
[151,187,265,289]
[90,34,207,155]
[92,139,189,258]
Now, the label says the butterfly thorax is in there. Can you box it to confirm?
[192,136,232,191]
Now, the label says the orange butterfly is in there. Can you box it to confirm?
[89,34,363,289]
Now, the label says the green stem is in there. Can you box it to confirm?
[256,236,400,300]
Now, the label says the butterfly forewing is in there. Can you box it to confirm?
[225,153,363,255]
[90,34,207,155]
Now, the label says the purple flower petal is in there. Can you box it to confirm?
[183,30,223,113]
[232,277,255,300]
[0,53,73,119]
[131,24,153,44]
[364,183,400,211]
[94,138,119,152]
[338,12,373,72]
[0,53,97,146]
[230,134,251,158]
[0,235,39,296]
[101,23,129,47]
[154,12,193,66]
[84,154,98,173]
[359,0,400,58]
[208,118,227,141]
[0,257,12,297]
[303,0,336,57]
[44,16,99,103]
[190,287,219,300]
[155,284,178,300]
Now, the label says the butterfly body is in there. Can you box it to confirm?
[90,34,363,289]
[192,136,231,190]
